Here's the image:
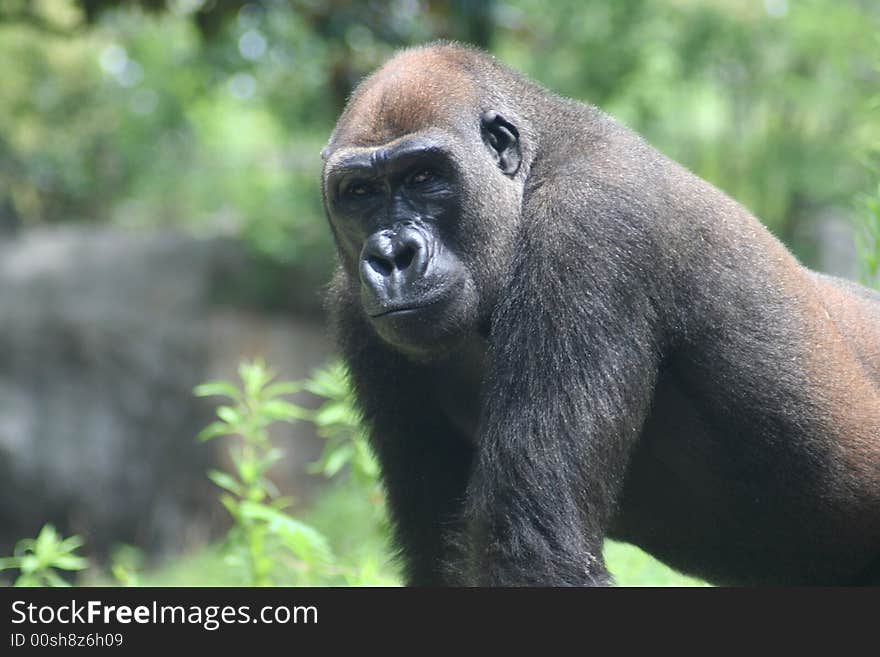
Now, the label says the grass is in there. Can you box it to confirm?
[605,541,708,587]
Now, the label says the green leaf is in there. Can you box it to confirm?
[34,524,59,552]
[197,421,233,442]
[303,362,350,399]
[322,444,353,477]
[219,494,240,519]
[52,555,88,571]
[259,448,285,470]
[237,502,332,564]
[257,476,281,499]
[216,405,243,427]
[14,574,40,587]
[314,401,356,427]
[263,381,302,398]
[354,439,380,478]
[194,380,241,401]
[207,470,245,496]
[261,400,311,422]
[58,535,85,553]
[19,555,39,574]
[0,557,21,570]
[238,459,259,486]
[240,360,272,399]
[268,496,293,510]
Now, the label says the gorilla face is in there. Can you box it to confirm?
[322,131,481,358]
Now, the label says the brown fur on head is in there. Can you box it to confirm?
[324,44,484,151]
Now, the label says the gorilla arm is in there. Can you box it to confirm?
[460,175,667,586]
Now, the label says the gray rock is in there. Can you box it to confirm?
[0,227,331,559]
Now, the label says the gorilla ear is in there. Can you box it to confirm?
[481,110,521,176]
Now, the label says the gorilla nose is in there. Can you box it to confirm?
[360,228,430,294]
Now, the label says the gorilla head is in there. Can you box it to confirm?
[321,49,525,357]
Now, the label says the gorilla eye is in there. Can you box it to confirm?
[345,180,376,198]
[410,169,436,185]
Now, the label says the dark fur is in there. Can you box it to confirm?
[321,43,880,586]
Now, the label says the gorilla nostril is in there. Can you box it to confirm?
[367,255,393,277]
[362,229,427,280]
[394,246,416,271]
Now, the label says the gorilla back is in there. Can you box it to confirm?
[321,43,880,586]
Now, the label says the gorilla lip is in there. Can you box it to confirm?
[368,305,426,318]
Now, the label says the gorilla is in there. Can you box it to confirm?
[320,42,880,586]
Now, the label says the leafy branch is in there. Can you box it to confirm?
[195,360,332,586]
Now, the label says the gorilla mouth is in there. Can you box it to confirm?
[368,304,429,318]
[365,283,459,320]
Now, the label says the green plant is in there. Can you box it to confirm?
[109,544,144,586]
[303,362,390,584]
[0,524,88,587]
[195,360,332,586]
[855,183,880,289]
[306,362,380,488]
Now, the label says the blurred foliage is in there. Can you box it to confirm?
[305,361,380,486]
[195,360,332,585]
[109,543,146,586]
[0,524,88,587]
[495,0,880,259]
[855,182,880,288]
[1,0,878,288]
[193,359,391,585]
